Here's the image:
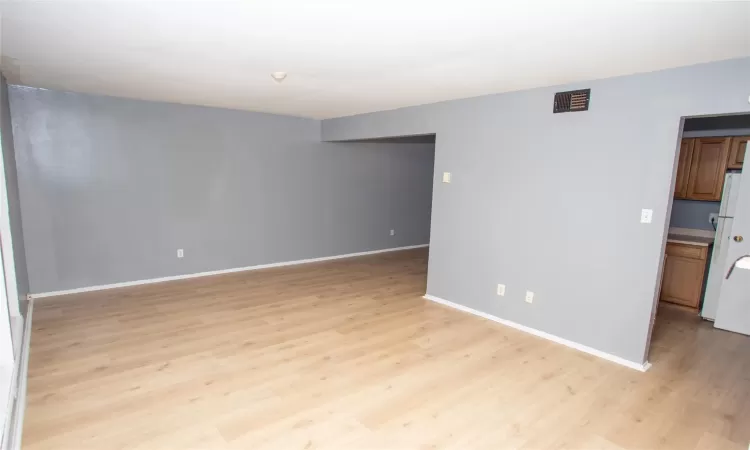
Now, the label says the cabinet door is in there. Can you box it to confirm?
[674,139,694,199]
[660,253,705,308]
[728,136,747,170]
[686,137,730,201]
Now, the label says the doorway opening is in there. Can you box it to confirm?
[339,133,436,293]
[646,113,749,362]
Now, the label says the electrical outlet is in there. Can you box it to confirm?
[390,229,395,236]
[709,213,719,226]
[177,249,184,258]
[525,291,534,304]
[497,284,506,296]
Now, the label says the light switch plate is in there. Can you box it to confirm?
[497,284,505,296]
[525,291,534,304]
[640,209,653,224]
[442,172,451,183]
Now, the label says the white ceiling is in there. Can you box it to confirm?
[1,1,748,119]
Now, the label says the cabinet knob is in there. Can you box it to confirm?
[734,235,744,243]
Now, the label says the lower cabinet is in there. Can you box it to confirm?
[660,242,709,309]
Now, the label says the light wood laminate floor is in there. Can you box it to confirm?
[24,248,750,449]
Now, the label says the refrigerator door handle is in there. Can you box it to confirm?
[726,255,750,279]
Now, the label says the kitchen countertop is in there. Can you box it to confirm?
[666,227,715,247]
[667,233,714,247]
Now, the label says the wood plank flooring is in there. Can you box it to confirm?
[23,248,750,449]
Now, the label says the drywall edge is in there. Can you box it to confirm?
[2,299,32,450]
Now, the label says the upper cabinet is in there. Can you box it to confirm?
[686,138,731,201]
[728,136,748,170]
[674,139,694,199]
[674,136,743,201]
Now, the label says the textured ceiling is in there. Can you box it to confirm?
[1,0,748,119]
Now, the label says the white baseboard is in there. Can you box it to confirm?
[30,244,429,300]
[423,294,650,372]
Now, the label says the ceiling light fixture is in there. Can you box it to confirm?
[271,72,287,83]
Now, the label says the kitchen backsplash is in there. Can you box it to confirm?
[670,199,720,231]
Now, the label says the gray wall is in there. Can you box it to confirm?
[0,75,29,302]
[9,87,435,293]
[670,200,720,231]
[322,57,750,365]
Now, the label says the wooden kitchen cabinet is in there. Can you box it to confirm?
[728,136,747,170]
[660,242,709,309]
[685,137,731,201]
[674,138,694,199]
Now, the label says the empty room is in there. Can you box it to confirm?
[0,1,748,449]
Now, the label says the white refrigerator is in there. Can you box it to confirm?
[702,172,742,320]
